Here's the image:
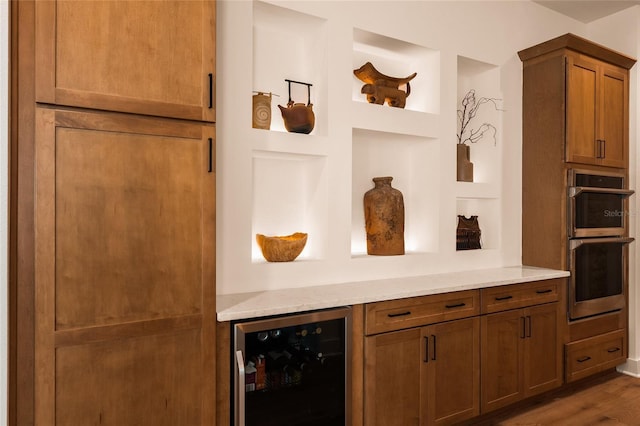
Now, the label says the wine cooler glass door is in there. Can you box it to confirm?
[233,307,351,426]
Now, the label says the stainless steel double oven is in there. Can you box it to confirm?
[567,169,634,320]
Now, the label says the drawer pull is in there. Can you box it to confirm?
[495,295,513,301]
[536,289,552,294]
[445,302,466,309]
[607,347,621,353]
[387,311,411,318]
[577,356,592,363]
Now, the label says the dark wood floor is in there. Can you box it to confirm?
[469,371,640,425]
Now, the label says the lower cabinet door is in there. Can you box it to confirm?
[481,303,562,414]
[481,309,524,413]
[364,328,422,426]
[424,317,480,425]
[524,303,562,397]
[364,317,480,426]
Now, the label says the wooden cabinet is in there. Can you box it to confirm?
[364,292,480,426]
[12,1,217,423]
[519,34,636,271]
[424,318,480,425]
[35,0,216,122]
[33,108,216,425]
[365,290,480,335]
[364,328,422,426]
[566,53,628,168]
[480,283,563,413]
[519,33,635,386]
[565,329,627,383]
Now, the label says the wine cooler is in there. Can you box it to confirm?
[233,307,351,426]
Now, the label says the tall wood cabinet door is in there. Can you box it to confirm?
[599,64,628,168]
[423,318,480,426]
[480,309,524,413]
[34,108,216,425]
[35,0,216,122]
[523,303,563,398]
[565,55,598,166]
[364,328,422,426]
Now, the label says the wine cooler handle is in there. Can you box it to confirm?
[235,350,246,426]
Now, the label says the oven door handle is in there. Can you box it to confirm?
[569,186,635,197]
[570,237,634,249]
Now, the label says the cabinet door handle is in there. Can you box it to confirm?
[596,139,606,158]
[577,356,592,363]
[208,138,213,173]
[431,335,437,361]
[424,336,429,363]
[495,295,513,301]
[208,73,214,109]
[607,347,621,353]
[445,302,465,309]
[526,316,532,338]
[387,311,411,318]
[536,289,552,294]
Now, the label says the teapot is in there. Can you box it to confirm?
[278,79,315,134]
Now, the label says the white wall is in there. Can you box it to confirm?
[216,0,586,295]
[1,0,9,421]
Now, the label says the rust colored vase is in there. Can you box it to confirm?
[364,176,405,255]
[457,144,474,182]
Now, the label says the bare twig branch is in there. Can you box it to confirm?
[457,89,503,145]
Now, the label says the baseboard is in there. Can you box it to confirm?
[617,358,640,377]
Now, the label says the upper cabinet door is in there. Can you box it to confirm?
[599,65,628,168]
[566,54,628,168]
[35,0,216,122]
[566,55,598,165]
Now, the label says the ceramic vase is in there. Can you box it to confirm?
[457,144,474,182]
[363,176,405,255]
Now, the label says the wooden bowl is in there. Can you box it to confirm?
[256,232,308,262]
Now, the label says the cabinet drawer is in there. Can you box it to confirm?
[565,329,626,383]
[365,290,479,335]
[481,280,560,314]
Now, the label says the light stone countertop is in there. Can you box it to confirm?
[216,265,570,322]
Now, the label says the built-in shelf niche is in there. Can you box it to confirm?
[353,28,440,114]
[251,150,328,262]
[456,197,500,250]
[253,1,328,136]
[456,55,502,184]
[351,128,439,256]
